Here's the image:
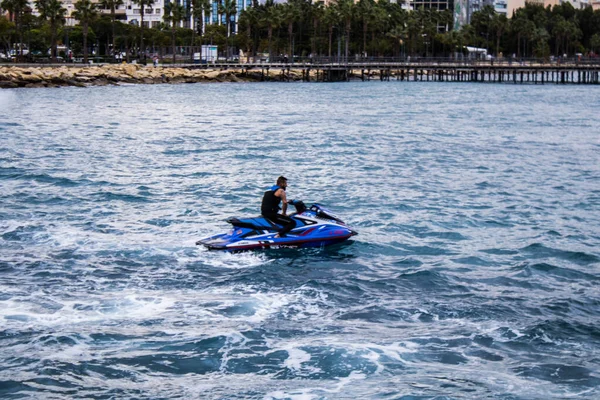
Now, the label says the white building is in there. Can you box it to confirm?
[122,0,165,29]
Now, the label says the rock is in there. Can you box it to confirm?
[24,82,47,88]
[64,79,86,87]
[203,70,221,80]
[92,78,110,86]
[0,64,317,88]
[0,81,19,89]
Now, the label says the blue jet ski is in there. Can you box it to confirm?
[196,200,357,251]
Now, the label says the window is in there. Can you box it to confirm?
[155,8,161,14]
[133,8,140,14]
[152,21,160,27]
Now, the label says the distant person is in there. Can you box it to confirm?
[261,176,295,238]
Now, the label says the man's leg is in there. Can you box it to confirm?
[276,214,296,236]
[264,213,296,237]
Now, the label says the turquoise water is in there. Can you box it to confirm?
[1,82,599,399]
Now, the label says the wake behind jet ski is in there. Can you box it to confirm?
[196,200,357,251]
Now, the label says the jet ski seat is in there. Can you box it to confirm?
[226,217,280,231]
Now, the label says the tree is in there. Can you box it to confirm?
[131,0,154,62]
[591,33,600,55]
[163,1,186,63]
[387,24,407,58]
[281,1,300,59]
[1,0,29,59]
[261,0,282,62]
[98,0,123,58]
[309,0,324,58]
[0,15,15,56]
[238,5,259,60]
[511,10,529,57]
[532,27,550,58]
[218,0,236,60]
[406,8,421,56]
[471,5,495,50]
[190,0,209,61]
[490,13,508,57]
[35,0,66,62]
[356,0,375,57]
[73,0,98,63]
[335,0,353,61]
[322,3,338,59]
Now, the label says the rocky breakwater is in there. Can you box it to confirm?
[0,64,310,88]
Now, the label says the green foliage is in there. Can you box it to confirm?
[203,24,227,50]
[5,0,600,59]
[0,16,15,51]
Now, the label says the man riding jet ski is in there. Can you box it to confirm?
[260,176,295,238]
[196,177,357,251]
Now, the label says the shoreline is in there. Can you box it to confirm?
[2,62,598,88]
[0,64,315,89]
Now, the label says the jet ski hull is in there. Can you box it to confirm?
[198,233,355,251]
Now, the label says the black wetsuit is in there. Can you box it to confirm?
[261,185,295,236]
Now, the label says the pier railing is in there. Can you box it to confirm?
[4,55,600,68]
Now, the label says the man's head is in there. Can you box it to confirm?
[277,176,288,188]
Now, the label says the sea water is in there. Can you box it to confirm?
[0,82,599,399]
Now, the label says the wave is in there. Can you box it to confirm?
[520,243,600,265]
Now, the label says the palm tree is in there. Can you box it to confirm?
[190,0,208,61]
[98,0,123,59]
[309,0,324,59]
[490,13,508,57]
[164,1,186,64]
[1,0,29,59]
[387,24,407,59]
[406,10,420,57]
[261,0,282,62]
[239,5,258,61]
[335,0,354,61]
[218,0,236,60]
[322,3,338,60]
[510,11,528,57]
[132,0,154,62]
[35,0,66,62]
[73,0,98,63]
[281,1,300,61]
[356,0,374,57]
[199,0,212,36]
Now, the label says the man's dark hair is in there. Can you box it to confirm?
[277,176,287,185]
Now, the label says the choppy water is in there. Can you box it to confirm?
[1,82,599,399]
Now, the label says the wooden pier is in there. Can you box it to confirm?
[222,62,600,85]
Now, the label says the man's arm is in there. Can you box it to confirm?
[277,189,288,215]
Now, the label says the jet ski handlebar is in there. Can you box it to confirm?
[287,199,307,213]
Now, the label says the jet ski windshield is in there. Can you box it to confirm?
[310,204,345,224]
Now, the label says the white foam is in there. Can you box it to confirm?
[201,250,273,269]
[265,390,318,400]
[283,347,312,370]
[0,289,177,330]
